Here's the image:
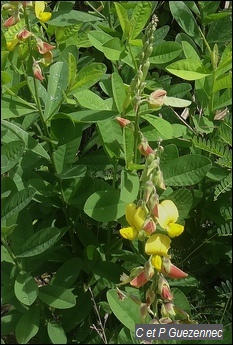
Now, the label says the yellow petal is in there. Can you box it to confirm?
[39,12,52,22]
[145,233,171,256]
[119,227,138,241]
[167,223,184,238]
[125,203,137,228]
[133,206,146,231]
[151,255,162,271]
[157,200,179,229]
[35,1,45,18]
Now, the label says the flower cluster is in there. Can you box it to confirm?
[2,1,54,81]
[117,131,188,322]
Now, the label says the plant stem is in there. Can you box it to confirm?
[2,237,23,271]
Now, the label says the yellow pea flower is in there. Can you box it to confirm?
[35,1,51,22]
[145,233,171,256]
[119,203,146,241]
[157,200,184,238]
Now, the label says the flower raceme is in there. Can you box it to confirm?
[156,200,184,238]
[119,203,146,241]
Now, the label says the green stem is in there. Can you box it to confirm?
[2,237,23,271]
[133,102,141,164]
[107,1,112,28]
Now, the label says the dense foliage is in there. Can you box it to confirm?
[1,1,232,344]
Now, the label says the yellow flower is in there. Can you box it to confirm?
[35,1,51,22]
[119,203,146,241]
[157,200,184,238]
[145,233,171,256]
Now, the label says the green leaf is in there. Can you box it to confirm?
[1,140,25,174]
[1,312,21,337]
[102,38,126,61]
[44,62,68,121]
[97,119,123,160]
[68,109,117,123]
[163,155,212,186]
[16,227,60,258]
[1,71,12,85]
[69,63,106,92]
[114,2,131,39]
[14,272,39,306]
[1,120,50,160]
[213,74,232,93]
[92,262,125,288]
[52,124,82,173]
[150,42,182,64]
[1,187,36,221]
[38,285,76,309]
[61,292,93,332]
[55,24,82,43]
[130,2,152,40]
[88,30,112,52]
[84,190,126,222]
[167,188,193,219]
[67,52,77,89]
[167,83,192,98]
[111,72,126,113]
[166,59,211,80]
[120,170,139,203]
[47,321,67,344]
[141,114,173,139]
[15,304,40,344]
[51,258,82,288]
[173,288,191,315]
[48,10,101,26]
[182,41,201,61]
[1,245,15,264]
[50,117,75,146]
[123,126,134,168]
[55,165,87,179]
[164,97,191,108]
[169,1,200,40]
[107,289,143,332]
[73,89,112,110]
[1,95,37,119]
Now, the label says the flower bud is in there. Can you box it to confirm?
[148,89,167,110]
[143,217,156,235]
[33,61,44,81]
[3,13,20,27]
[146,289,155,306]
[130,268,150,288]
[161,258,188,279]
[36,39,55,54]
[39,51,53,66]
[152,169,166,190]
[138,134,154,157]
[148,192,159,217]
[143,180,154,203]
[158,275,173,302]
[116,116,131,127]
[17,28,31,41]
[161,302,176,318]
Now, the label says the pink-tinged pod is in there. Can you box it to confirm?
[162,263,188,279]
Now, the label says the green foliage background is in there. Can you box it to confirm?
[1,1,232,344]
